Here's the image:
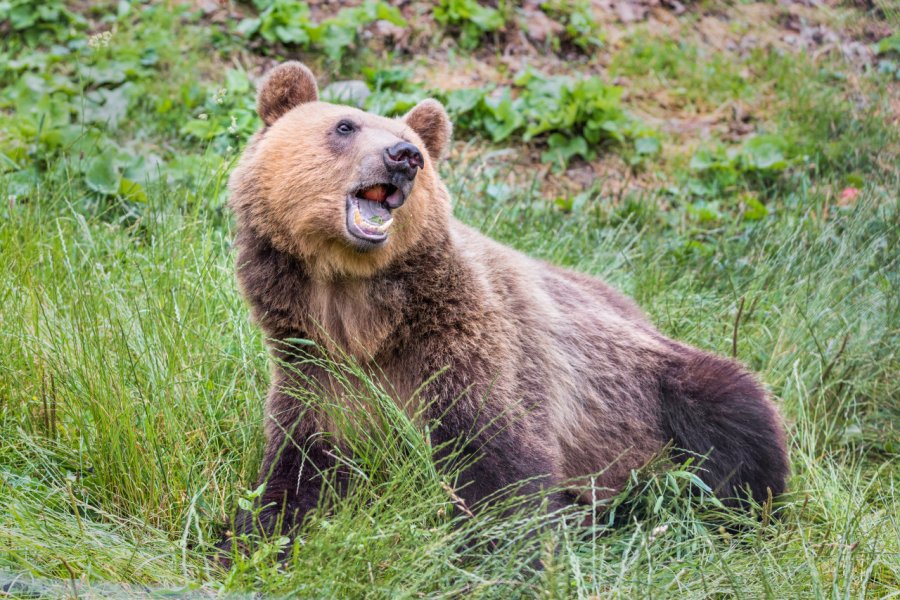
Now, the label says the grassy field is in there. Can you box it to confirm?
[1,0,898,597]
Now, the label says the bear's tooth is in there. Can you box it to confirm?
[372,217,394,232]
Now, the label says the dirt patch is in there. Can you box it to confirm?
[412,59,508,91]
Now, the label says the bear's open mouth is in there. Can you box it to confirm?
[345,183,403,244]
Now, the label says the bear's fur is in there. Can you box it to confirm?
[225,61,789,542]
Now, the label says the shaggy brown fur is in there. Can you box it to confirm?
[224,62,789,544]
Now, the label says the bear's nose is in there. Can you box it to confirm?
[384,141,423,179]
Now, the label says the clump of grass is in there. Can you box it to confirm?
[610,35,751,112]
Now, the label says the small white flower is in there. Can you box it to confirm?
[648,524,668,542]
[228,115,238,134]
[215,87,227,105]
[88,30,113,49]
[198,113,208,121]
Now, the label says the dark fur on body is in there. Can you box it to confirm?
[223,62,789,546]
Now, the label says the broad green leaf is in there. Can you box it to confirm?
[541,133,589,170]
[742,195,768,221]
[742,136,787,171]
[225,69,251,95]
[444,88,484,115]
[634,136,660,156]
[118,178,147,202]
[877,32,900,55]
[689,150,719,171]
[84,155,120,195]
[82,85,131,127]
[235,17,261,37]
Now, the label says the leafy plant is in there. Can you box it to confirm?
[236,0,406,62]
[339,66,432,115]
[875,32,900,80]
[434,0,506,50]
[0,3,228,208]
[539,0,603,50]
[440,69,659,169]
[0,49,154,202]
[876,32,900,56]
[0,0,81,43]
[180,68,259,153]
[683,134,794,199]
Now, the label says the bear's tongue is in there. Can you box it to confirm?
[360,184,389,203]
[356,198,392,228]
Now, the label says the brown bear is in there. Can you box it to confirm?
[224,61,789,545]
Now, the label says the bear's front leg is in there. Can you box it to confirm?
[219,390,343,559]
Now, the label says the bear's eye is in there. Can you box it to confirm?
[335,120,357,136]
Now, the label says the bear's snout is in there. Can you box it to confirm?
[384,142,423,181]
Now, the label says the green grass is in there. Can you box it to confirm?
[610,35,751,112]
[1,164,896,597]
[1,1,898,597]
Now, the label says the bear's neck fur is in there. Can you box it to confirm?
[233,218,478,364]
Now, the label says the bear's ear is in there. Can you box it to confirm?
[257,61,319,126]
[402,99,452,163]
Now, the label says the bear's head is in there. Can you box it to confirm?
[229,62,453,280]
